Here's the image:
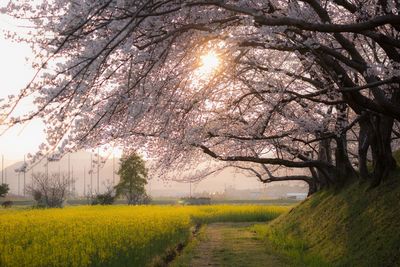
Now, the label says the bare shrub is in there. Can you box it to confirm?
[27,172,74,208]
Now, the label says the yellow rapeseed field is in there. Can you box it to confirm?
[0,205,288,266]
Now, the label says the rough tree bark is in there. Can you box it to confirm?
[358,113,397,187]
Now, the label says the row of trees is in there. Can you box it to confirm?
[2,1,400,195]
[28,153,148,208]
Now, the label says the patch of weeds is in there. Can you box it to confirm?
[169,226,207,267]
[251,224,331,267]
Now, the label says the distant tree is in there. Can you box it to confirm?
[1,201,13,208]
[115,153,148,205]
[0,184,9,198]
[27,172,73,208]
[92,193,115,205]
[91,181,116,205]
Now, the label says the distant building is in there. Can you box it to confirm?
[286,193,307,200]
[178,197,211,205]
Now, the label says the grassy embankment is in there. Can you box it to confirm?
[253,151,400,266]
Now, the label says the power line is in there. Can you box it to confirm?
[90,153,93,195]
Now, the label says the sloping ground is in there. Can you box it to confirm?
[256,173,400,266]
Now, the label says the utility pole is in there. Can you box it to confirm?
[189,179,192,198]
[90,153,93,194]
[83,166,86,197]
[148,178,151,196]
[18,172,20,196]
[46,158,49,179]
[71,165,74,196]
[68,154,71,194]
[112,156,115,185]
[23,155,26,197]
[97,148,100,192]
[1,155,4,184]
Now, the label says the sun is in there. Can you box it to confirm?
[201,52,220,70]
[190,51,221,87]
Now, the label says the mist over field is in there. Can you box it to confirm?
[3,151,307,198]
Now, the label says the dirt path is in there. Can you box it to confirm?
[171,222,287,267]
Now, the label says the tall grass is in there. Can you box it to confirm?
[251,224,329,267]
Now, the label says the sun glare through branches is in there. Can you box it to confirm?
[190,51,221,88]
[200,52,220,73]
[195,51,220,78]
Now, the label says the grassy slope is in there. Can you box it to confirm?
[256,152,400,267]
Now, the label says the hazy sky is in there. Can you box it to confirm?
[0,12,46,166]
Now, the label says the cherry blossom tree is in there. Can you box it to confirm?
[2,1,400,194]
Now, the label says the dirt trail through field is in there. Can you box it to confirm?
[176,222,286,267]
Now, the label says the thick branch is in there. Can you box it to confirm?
[197,144,333,169]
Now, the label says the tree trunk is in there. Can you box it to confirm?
[316,139,333,188]
[358,113,397,187]
[333,104,357,186]
[309,167,323,191]
[358,117,370,180]
[370,114,397,187]
[307,178,317,196]
[335,135,357,185]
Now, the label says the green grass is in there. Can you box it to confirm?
[253,177,400,266]
[169,226,207,267]
[172,223,287,267]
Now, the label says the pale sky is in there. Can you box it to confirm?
[0,12,46,166]
[0,8,122,168]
